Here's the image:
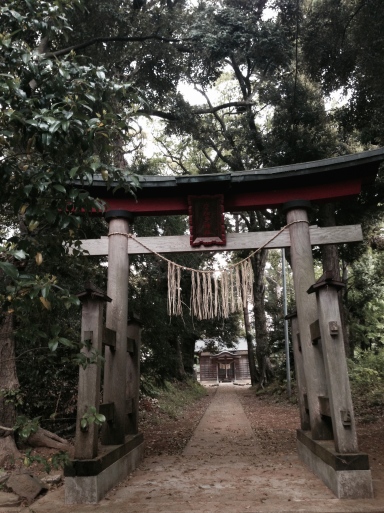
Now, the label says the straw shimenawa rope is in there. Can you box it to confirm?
[108,220,309,319]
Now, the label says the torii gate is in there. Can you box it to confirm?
[65,148,384,503]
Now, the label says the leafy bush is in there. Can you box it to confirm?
[348,348,384,420]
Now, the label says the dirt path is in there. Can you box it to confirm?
[23,384,384,513]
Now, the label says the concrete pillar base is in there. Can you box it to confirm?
[297,430,373,499]
[65,433,144,504]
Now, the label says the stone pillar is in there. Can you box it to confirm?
[126,317,142,435]
[308,272,358,453]
[286,311,310,431]
[75,283,111,459]
[283,201,332,440]
[102,210,133,445]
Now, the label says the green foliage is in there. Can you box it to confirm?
[347,248,384,351]
[14,415,39,441]
[146,379,207,420]
[0,0,140,342]
[0,388,24,408]
[263,75,338,166]
[301,0,384,146]
[22,449,70,473]
[348,348,384,420]
[14,252,108,424]
[140,374,162,398]
[80,406,106,431]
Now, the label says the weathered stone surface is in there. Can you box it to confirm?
[0,490,21,507]
[0,472,9,485]
[40,474,62,485]
[6,473,47,501]
[297,435,374,499]
[65,440,144,504]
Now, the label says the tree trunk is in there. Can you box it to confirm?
[181,333,199,377]
[171,336,186,380]
[251,249,272,387]
[319,203,350,356]
[27,427,69,450]
[0,312,21,466]
[243,306,258,386]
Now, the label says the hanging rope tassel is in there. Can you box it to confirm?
[214,274,220,318]
[168,261,182,316]
[220,271,229,318]
[240,259,253,308]
[207,272,213,319]
[235,266,242,311]
[127,220,309,319]
[229,270,236,314]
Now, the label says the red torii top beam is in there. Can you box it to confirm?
[84,148,384,216]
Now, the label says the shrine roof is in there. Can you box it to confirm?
[84,148,384,215]
[200,350,248,358]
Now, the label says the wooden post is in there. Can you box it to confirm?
[286,312,310,431]
[102,210,133,445]
[126,317,142,435]
[75,283,111,459]
[308,272,358,453]
[283,201,332,440]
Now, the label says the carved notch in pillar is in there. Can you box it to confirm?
[308,270,358,453]
[75,283,111,460]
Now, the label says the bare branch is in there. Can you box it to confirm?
[195,101,256,115]
[0,425,14,432]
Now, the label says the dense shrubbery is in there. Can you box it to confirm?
[349,349,384,422]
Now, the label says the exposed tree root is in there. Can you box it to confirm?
[27,427,69,451]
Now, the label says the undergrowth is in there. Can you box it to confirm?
[251,348,384,424]
[348,349,384,422]
[140,377,208,420]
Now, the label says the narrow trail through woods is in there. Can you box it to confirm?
[28,384,384,513]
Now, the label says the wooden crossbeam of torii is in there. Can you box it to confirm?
[75,224,363,256]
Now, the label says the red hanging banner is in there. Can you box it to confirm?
[188,194,226,247]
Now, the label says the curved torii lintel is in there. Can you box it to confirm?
[82,148,384,216]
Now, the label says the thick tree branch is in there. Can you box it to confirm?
[194,101,256,115]
[43,35,192,59]
[240,213,252,231]
[201,148,214,166]
[135,101,255,121]
[229,54,249,100]
[136,109,180,121]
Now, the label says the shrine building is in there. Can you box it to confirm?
[199,350,251,382]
